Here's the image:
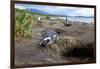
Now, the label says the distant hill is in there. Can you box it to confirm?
[25,8,49,15]
[15,8,94,18]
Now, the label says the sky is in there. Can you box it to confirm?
[15,3,94,17]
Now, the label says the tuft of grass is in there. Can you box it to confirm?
[44,35,79,57]
[57,35,78,50]
[15,9,38,38]
[45,35,94,60]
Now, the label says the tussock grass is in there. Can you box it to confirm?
[43,35,79,57]
[57,35,78,50]
[15,9,38,38]
[43,35,94,59]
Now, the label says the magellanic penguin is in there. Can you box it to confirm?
[39,30,59,46]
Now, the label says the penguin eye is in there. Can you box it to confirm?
[47,39,50,42]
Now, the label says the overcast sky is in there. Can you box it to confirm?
[15,4,94,17]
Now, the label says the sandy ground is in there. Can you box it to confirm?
[15,20,95,66]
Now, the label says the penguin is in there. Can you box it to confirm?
[39,30,59,46]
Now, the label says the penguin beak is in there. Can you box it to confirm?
[42,40,47,46]
[40,40,47,46]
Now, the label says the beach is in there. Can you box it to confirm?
[15,19,95,67]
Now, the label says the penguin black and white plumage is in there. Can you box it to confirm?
[39,30,59,46]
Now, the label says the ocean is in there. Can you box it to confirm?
[59,17,94,23]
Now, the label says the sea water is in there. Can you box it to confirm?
[67,17,94,23]
[59,17,94,24]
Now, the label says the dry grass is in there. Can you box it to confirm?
[43,35,80,57]
[57,35,78,49]
[43,35,94,60]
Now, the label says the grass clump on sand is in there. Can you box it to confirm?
[15,9,38,38]
[45,35,94,60]
[45,35,78,57]
[57,35,78,50]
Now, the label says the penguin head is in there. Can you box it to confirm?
[40,37,51,46]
